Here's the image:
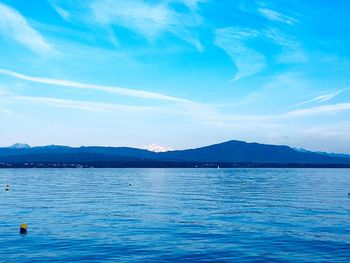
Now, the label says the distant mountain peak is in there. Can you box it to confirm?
[1,139,350,167]
[9,143,31,149]
[144,144,172,153]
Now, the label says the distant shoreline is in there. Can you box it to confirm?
[2,140,350,168]
[1,162,350,169]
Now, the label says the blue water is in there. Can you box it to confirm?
[0,168,350,262]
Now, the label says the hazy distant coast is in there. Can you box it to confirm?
[1,140,350,168]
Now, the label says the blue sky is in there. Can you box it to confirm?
[0,0,350,153]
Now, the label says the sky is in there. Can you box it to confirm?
[0,0,350,153]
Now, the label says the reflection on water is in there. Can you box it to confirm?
[1,168,350,262]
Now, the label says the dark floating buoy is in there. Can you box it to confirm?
[5,184,10,191]
[20,224,27,235]
[129,183,132,186]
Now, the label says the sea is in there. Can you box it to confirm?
[0,168,349,262]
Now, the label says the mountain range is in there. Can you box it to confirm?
[1,140,350,168]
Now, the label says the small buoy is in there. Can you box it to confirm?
[129,183,132,186]
[5,184,10,191]
[20,224,27,234]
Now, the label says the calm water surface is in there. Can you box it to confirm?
[0,168,350,262]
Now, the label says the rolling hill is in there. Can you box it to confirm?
[1,140,350,168]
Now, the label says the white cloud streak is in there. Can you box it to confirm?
[216,102,350,123]
[10,95,165,113]
[218,102,350,123]
[215,27,266,81]
[91,0,204,50]
[220,102,350,121]
[214,25,308,80]
[3,72,349,122]
[180,0,207,11]
[0,2,52,54]
[263,28,308,63]
[0,69,194,104]
[0,108,12,115]
[289,87,350,108]
[51,0,204,51]
[284,103,350,117]
[258,8,297,25]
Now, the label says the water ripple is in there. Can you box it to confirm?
[1,168,350,262]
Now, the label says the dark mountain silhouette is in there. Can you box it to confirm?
[157,140,350,164]
[1,140,350,168]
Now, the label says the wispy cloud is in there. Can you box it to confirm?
[50,0,204,51]
[284,103,350,117]
[6,68,340,122]
[289,87,350,108]
[0,69,194,104]
[180,0,207,11]
[221,100,350,121]
[91,0,204,50]
[0,86,13,96]
[258,8,297,25]
[0,108,12,115]
[216,102,350,123]
[215,27,266,81]
[263,28,308,63]
[10,95,165,113]
[0,2,53,54]
[215,24,308,80]
[49,1,70,21]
